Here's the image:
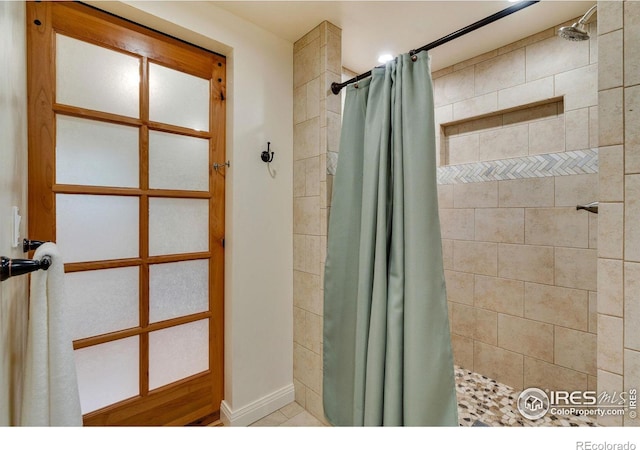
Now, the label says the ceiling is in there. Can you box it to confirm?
[211,0,594,74]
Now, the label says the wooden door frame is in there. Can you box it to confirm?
[26,1,225,426]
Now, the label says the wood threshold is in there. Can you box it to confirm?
[186,411,221,426]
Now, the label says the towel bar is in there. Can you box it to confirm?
[23,238,46,252]
[0,255,52,282]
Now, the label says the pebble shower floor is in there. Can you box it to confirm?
[455,366,598,427]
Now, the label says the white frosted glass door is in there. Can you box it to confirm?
[149,131,209,191]
[149,198,209,256]
[75,337,140,414]
[149,63,209,131]
[64,267,140,341]
[56,34,140,118]
[29,2,224,425]
[149,260,209,323]
[148,320,209,390]
[56,115,139,188]
[56,194,139,263]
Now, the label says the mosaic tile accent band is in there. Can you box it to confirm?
[326,149,598,184]
[437,149,598,185]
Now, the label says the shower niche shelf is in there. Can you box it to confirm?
[440,96,566,167]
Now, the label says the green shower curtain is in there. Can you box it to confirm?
[323,53,458,426]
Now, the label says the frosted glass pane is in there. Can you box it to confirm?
[149,260,209,323]
[148,198,208,256]
[56,34,140,118]
[149,63,209,131]
[56,115,139,188]
[65,267,139,341]
[148,320,209,390]
[57,194,139,263]
[74,337,139,414]
[149,131,209,191]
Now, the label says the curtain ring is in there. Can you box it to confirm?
[410,50,418,62]
[354,74,359,89]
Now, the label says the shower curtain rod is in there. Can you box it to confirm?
[331,0,540,95]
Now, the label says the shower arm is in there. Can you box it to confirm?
[577,5,597,26]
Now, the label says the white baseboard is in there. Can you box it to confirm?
[220,383,295,427]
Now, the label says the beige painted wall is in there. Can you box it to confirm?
[0,1,29,426]
[433,17,599,393]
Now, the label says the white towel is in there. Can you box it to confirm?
[21,243,82,426]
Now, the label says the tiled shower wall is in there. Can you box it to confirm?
[292,21,341,424]
[433,17,599,393]
[596,0,640,427]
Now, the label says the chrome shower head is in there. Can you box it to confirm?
[559,4,596,41]
[559,23,590,41]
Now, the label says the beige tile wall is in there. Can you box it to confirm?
[292,21,341,424]
[434,17,598,166]
[597,0,640,427]
[434,17,599,393]
[290,7,640,427]
[442,174,598,392]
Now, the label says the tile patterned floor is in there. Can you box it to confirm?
[251,366,598,427]
[455,367,597,427]
[250,401,325,427]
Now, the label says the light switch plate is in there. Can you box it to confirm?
[12,206,21,249]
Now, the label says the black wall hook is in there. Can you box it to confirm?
[261,142,274,163]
